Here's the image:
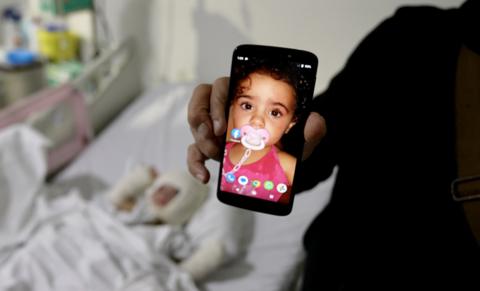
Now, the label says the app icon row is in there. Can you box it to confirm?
[225,173,287,193]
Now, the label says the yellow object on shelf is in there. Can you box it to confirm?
[38,27,79,62]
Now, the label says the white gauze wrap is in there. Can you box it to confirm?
[107,165,155,205]
[145,171,209,225]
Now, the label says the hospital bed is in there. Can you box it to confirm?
[0,39,335,291]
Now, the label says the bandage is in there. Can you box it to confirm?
[145,171,209,225]
[107,164,155,206]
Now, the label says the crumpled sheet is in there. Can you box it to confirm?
[0,125,199,291]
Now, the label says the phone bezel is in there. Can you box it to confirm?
[216,44,318,216]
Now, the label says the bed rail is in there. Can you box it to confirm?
[0,38,140,174]
[73,37,141,133]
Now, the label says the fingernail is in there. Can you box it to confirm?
[198,122,209,135]
[213,119,221,135]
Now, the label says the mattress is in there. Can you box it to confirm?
[58,83,335,291]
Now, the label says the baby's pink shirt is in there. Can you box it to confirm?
[221,142,291,202]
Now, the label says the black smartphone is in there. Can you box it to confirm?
[216,44,318,215]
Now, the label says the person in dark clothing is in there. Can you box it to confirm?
[187,1,480,290]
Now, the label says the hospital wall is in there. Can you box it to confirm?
[0,0,465,94]
[99,0,464,94]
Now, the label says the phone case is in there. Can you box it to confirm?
[217,44,318,215]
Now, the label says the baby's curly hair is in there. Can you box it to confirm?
[231,57,311,118]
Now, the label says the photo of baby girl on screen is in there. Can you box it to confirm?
[221,56,311,203]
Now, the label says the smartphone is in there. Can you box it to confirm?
[217,44,318,215]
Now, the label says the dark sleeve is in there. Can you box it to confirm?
[295,6,430,193]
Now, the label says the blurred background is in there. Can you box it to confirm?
[0,0,464,99]
[0,0,466,196]
[0,1,471,290]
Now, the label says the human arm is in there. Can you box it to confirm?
[294,7,422,192]
[277,150,296,185]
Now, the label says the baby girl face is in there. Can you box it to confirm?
[231,73,297,147]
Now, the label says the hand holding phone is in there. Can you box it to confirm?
[217,44,318,215]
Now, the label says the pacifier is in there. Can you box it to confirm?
[240,125,270,151]
[223,125,270,178]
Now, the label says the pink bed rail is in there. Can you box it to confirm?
[0,84,92,173]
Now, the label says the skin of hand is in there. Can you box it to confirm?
[187,77,326,184]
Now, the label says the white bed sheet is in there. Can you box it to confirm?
[0,125,199,291]
[58,83,335,291]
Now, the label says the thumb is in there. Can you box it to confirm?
[302,112,326,160]
[209,77,229,136]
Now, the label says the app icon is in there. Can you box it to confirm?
[252,180,261,188]
[231,128,241,140]
[264,181,274,191]
[238,176,248,186]
[276,183,287,194]
[226,173,235,183]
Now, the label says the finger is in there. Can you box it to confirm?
[188,83,220,159]
[302,112,327,160]
[187,143,211,183]
[191,122,222,160]
[210,77,229,136]
[188,83,213,133]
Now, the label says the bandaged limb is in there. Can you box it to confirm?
[145,171,208,225]
[106,165,157,211]
[179,239,225,281]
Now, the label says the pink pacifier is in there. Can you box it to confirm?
[240,125,270,151]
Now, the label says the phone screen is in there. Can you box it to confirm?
[217,45,317,214]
